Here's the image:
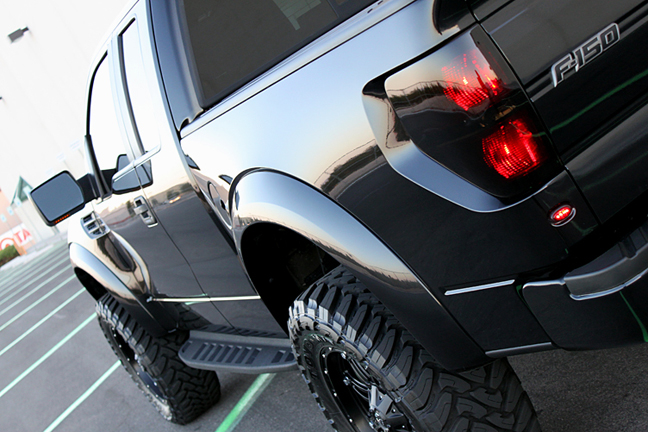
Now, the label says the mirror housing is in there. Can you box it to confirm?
[30,171,97,226]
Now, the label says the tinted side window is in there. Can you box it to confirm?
[121,20,161,155]
[90,57,128,172]
[180,0,374,106]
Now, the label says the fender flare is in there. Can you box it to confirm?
[231,170,489,370]
[69,242,177,337]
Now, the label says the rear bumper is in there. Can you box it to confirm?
[523,220,648,350]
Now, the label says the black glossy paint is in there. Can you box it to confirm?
[567,98,648,223]
[124,5,283,335]
[442,283,551,351]
[523,279,648,350]
[468,0,512,20]
[44,0,648,374]
[335,160,564,351]
[484,0,648,150]
[483,0,648,221]
[432,0,474,33]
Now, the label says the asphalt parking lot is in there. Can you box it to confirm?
[0,240,329,432]
[1,239,648,431]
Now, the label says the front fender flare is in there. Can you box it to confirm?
[69,242,177,337]
[231,170,488,371]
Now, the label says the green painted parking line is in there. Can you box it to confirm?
[0,245,67,285]
[215,373,276,432]
[0,256,70,299]
[42,361,120,432]
[0,313,96,399]
[0,244,65,282]
[0,256,69,302]
[0,266,72,318]
[0,287,85,357]
[0,274,75,330]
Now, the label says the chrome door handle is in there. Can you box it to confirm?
[133,196,157,227]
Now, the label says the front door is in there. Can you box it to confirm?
[84,22,229,328]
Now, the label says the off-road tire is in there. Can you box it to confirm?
[96,294,220,424]
[288,267,541,432]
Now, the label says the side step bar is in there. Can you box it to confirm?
[179,330,297,374]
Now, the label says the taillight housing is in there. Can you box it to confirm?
[384,26,561,200]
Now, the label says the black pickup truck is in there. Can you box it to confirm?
[30,0,648,430]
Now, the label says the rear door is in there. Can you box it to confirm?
[116,1,284,334]
[482,0,648,222]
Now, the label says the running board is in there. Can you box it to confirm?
[179,330,297,374]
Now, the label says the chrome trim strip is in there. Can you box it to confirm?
[485,342,555,358]
[444,279,515,296]
[150,295,261,303]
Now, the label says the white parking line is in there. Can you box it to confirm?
[0,267,72,318]
[42,361,120,432]
[0,313,95,399]
[0,287,85,357]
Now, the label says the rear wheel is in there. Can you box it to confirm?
[96,294,220,424]
[288,267,541,432]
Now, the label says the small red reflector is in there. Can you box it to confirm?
[550,205,576,226]
[482,119,547,179]
[442,49,502,110]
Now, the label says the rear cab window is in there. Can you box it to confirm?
[178,0,376,107]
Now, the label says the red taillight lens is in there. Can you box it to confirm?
[442,49,503,110]
[482,119,547,179]
[384,26,562,200]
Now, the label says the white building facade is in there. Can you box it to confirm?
[0,0,131,241]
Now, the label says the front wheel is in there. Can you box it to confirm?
[288,267,541,432]
[96,294,220,424]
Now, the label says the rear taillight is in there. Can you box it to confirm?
[482,119,547,179]
[384,26,561,200]
[442,49,503,111]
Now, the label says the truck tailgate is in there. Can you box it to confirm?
[482,0,648,222]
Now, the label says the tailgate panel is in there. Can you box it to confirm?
[483,0,648,222]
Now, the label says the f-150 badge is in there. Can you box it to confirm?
[551,23,620,87]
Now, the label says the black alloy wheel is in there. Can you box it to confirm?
[317,342,414,431]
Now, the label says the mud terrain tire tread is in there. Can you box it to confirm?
[96,294,220,424]
[288,267,541,432]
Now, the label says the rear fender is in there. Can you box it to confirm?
[231,170,489,371]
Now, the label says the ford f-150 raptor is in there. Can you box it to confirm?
[30,0,648,430]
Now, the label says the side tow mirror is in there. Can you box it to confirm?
[30,171,96,226]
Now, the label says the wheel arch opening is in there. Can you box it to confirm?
[240,222,339,332]
[74,267,108,300]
